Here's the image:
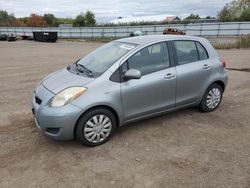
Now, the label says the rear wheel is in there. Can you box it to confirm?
[76,108,116,147]
[200,83,223,112]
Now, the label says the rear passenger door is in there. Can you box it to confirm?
[121,42,177,121]
[173,40,212,106]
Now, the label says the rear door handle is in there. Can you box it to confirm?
[202,64,211,70]
[164,73,175,80]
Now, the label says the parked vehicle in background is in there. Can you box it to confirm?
[0,34,8,41]
[21,34,28,40]
[129,30,143,37]
[32,35,227,147]
[21,34,34,40]
[7,34,17,42]
[163,28,186,35]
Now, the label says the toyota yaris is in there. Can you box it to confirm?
[32,35,228,146]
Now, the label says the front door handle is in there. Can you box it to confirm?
[164,73,175,80]
[202,64,211,70]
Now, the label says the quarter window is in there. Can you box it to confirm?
[196,42,209,60]
[174,41,199,65]
[127,42,170,76]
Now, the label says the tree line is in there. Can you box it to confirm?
[0,10,96,27]
[218,0,250,21]
[0,0,249,27]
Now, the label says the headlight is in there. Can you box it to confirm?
[50,87,87,107]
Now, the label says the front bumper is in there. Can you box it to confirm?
[32,85,82,140]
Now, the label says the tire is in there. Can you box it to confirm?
[200,83,223,112]
[75,108,117,147]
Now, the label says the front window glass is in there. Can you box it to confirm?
[78,42,137,75]
[127,42,170,76]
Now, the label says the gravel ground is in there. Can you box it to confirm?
[0,40,250,188]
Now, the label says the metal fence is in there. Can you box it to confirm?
[0,22,250,38]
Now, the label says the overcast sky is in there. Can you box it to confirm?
[0,0,232,22]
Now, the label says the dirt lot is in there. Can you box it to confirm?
[0,41,250,188]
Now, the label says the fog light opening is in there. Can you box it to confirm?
[46,128,60,135]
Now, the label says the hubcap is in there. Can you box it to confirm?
[206,88,221,109]
[84,114,112,143]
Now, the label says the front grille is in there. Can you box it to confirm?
[35,96,42,105]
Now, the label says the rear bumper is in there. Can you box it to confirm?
[221,72,228,91]
[32,85,82,140]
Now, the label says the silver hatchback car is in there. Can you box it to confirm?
[32,35,228,146]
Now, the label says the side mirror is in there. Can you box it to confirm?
[124,69,141,80]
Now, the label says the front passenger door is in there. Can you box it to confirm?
[121,42,177,121]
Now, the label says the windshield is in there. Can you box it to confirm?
[77,42,137,76]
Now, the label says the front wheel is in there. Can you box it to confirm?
[200,83,223,112]
[75,108,116,147]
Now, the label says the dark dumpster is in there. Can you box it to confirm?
[33,32,58,42]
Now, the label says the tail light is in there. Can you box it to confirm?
[220,58,226,68]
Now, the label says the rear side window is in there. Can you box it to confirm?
[196,42,209,60]
[127,42,170,76]
[174,41,199,65]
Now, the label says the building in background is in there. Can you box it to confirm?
[110,14,179,24]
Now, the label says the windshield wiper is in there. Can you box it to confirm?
[75,62,94,78]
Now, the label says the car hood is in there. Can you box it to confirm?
[42,68,94,94]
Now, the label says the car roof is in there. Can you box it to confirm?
[116,35,202,45]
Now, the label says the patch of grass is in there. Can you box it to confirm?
[61,38,85,42]
[214,35,250,49]
[61,37,116,43]
[237,35,250,48]
[62,35,250,49]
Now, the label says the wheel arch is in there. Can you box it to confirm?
[199,79,226,104]
[213,80,225,92]
[73,105,120,139]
